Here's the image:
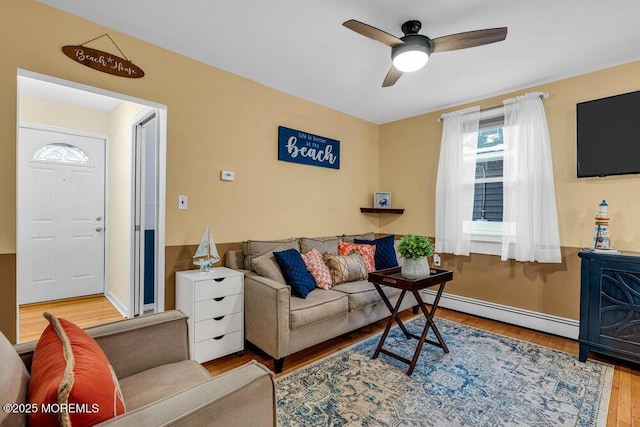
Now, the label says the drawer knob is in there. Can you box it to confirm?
[213,335,225,340]
[214,278,225,282]
[214,315,225,321]
[213,296,225,302]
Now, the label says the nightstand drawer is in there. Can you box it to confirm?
[194,294,242,321]
[195,312,242,342]
[194,330,242,362]
[194,275,243,301]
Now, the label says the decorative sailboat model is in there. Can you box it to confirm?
[193,225,220,272]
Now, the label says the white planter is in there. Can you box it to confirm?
[401,257,431,280]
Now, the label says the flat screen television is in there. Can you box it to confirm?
[576,89,640,177]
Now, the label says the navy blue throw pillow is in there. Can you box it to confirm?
[355,235,399,270]
[273,248,316,298]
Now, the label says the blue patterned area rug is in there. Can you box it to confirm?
[276,317,613,426]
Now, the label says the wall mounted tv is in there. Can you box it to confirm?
[577,90,640,177]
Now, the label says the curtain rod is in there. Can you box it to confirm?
[436,92,549,123]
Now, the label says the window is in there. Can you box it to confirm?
[436,93,559,261]
[33,143,89,164]
[471,112,504,237]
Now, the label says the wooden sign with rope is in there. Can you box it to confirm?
[62,34,145,78]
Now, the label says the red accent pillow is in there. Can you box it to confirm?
[338,241,377,272]
[28,313,126,426]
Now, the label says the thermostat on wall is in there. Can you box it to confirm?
[221,170,235,181]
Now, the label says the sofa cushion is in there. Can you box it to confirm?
[300,248,333,290]
[323,252,367,285]
[299,236,340,255]
[251,251,286,285]
[289,289,348,330]
[355,235,399,270]
[118,360,211,411]
[0,332,30,427]
[332,281,401,311]
[28,313,126,427]
[341,232,375,243]
[338,241,377,272]
[243,238,299,271]
[274,249,316,298]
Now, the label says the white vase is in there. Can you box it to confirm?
[401,257,431,280]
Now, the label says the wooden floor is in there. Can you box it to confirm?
[18,295,125,343]
[18,296,639,426]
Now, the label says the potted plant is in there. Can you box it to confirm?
[397,234,434,280]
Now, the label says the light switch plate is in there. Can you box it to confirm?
[178,195,188,210]
[221,170,235,181]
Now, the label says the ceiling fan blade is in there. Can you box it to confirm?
[382,66,403,87]
[430,27,507,53]
[343,19,404,47]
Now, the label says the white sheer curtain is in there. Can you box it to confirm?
[501,92,561,263]
[435,106,480,256]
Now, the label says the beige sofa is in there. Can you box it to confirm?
[1,310,276,427]
[225,233,417,373]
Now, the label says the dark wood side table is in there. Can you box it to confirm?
[368,267,454,375]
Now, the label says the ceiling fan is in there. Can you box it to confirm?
[343,19,507,87]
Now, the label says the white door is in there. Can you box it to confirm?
[18,126,106,304]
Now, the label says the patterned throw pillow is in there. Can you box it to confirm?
[273,248,316,298]
[301,248,333,289]
[338,241,377,272]
[323,252,367,285]
[355,235,399,270]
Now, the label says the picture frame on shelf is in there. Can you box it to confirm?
[374,192,391,209]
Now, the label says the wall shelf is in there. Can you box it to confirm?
[360,207,405,214]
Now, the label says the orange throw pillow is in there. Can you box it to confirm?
[28,313,125,426]
[338,241,377,272]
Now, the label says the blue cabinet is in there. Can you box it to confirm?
[578,250,640,364]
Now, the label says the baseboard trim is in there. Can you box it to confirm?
[105,291,129,318]
[420,290,579,339]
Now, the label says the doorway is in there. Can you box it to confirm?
[16,70,167,340]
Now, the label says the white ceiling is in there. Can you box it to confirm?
[39,0,640,124]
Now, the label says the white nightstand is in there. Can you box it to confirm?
[175,267,244,363]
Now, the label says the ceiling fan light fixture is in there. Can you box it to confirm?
[391,35,431,72]
[392,49,429,72]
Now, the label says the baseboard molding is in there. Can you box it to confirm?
[105,291,129,318]
[421,290,579,340]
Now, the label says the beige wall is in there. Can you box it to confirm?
[0,0,379,341]
[19,95,110,134]
[379,61,640,320]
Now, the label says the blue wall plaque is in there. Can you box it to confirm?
[278,126,340,170]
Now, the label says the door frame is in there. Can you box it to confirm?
[16,122,109,305]
[131,110,164,317]
[16,69,167,337]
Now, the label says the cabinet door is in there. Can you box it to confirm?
[593,260,640,353]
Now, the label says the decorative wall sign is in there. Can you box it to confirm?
[278,126,340,170]
[62,34,145,78]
